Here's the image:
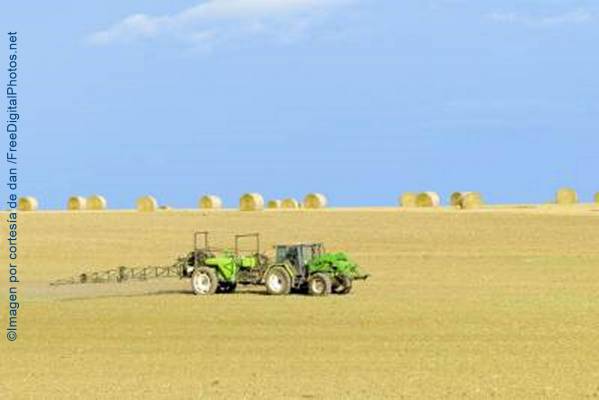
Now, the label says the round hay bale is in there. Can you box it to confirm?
[450,192,470,207]
[18,196,38,211]
[556,188,578,205]
[267,199,282,209]
[67,196,87,211]
[303,193,328,209]
[399,192,417,208]
[460,192,484,209]
[281,198,300,209]
[239,193,264,211]
[415,192,440,208]
[199,195,222,210]
[137,195,158,212]
[158,205,172,210]
[87,195,107,210]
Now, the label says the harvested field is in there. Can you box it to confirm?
[2,205,599,399]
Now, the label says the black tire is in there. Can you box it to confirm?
[308,273,332,296]
[228,282,238,293]
[264,267,291,295]
[333,275,352,295]
[218,282,237,294]
[191,267,218,295]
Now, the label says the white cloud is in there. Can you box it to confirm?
[88,0,354,46]
[487,9,593,26]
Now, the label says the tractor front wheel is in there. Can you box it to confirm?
[333,275,352,295]
[264,267,291,295]
[191,267,218,295]
[308,273,332,296]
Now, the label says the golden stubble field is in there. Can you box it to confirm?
[1,206,599,399]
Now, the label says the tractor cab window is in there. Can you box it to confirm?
[276,246,300,267]
[286,247,299,267]
[301,246,315,265]
[275,246,288,263]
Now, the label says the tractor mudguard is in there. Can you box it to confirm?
[204,257,237,282]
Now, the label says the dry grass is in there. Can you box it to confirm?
[2,206,599,399]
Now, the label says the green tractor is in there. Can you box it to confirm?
[183,232,368,296]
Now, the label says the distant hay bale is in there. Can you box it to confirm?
[281,198,300,209]
[399,192,417,208]
[450,192,483,209]
[158,205,172,210]
[87,195,107,210]
[556,188,578,205]
[460,192,484,209]
[450,192,469,207]
[415,192,440,208]
[199,195,222,210]
[18,196,38,211]
[267,200,282,209]
[303,193,328,209]
[239,193,264,211]
[137,195,158,212]
[67,196,87,211]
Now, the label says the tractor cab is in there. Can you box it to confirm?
[275,243,324,277]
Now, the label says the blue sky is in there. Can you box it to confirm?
[4,1,599,208]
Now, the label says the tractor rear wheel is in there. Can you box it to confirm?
[264,267,291,295]
[308,273,332,296]
[191,267,218,295]
[333,275,352,295]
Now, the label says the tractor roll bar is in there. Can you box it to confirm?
[194,231,209,251]
[235,233,260,256]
